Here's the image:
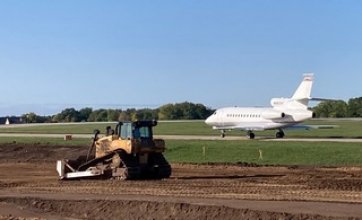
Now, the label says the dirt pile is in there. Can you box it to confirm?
[0,197,343,220]
[0,143,87,163]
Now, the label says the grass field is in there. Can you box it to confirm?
[164,140,362,166]
[0,136,361,166]
[0,119,362,138]
[0,119,361,166]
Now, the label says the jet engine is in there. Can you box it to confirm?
[261,109,286,120]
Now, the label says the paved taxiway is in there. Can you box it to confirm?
[0,133,362,142]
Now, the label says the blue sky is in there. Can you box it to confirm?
[0,1,361,116]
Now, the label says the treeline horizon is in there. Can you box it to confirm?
[4,97,362,123]
[18,102,215,123]
[312,97,362,118]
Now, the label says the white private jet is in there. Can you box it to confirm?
[205,74,329,139]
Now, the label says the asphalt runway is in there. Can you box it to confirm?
[1,133,362,142]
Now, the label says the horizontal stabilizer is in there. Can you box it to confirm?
[309,97,342,102]
[307,125,339,129]
[285,124,339,130]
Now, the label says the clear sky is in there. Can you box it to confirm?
[0,1,361,116]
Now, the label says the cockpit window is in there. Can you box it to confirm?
[213,111,217,115]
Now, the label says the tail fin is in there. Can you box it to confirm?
[291,73,314,100]
[271,74,314,110]
[288,73,313,108]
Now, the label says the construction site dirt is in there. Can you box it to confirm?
[0,143,361,219]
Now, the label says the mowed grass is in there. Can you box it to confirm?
[0,136,360,166]
[0,119,361,166]
[165,140,362,166]
[283,119,362,138]
[0,119,362,138]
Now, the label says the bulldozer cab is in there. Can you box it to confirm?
[116,120,157,140]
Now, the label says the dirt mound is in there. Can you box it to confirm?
[0,143,87,163]
[0,197,341,220]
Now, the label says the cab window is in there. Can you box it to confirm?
[134,126,151,139]
[120,123,132,139]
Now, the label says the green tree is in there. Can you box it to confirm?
[20,102,215,123]
[88,109,108,122]
[158,102,214,120]
[133,108,158,120]
[22,113,50,123]
[119,111,132,121]
[53,108,81,122]
[313,100,347,118]
[158,104,173,120]
[79,108,93,122]
[347,97,362,117]
[23,112,38,123]
[107,109,120,121]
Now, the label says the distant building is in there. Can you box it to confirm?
[0,116,24,125]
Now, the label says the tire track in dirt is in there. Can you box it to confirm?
[0,143,362,219]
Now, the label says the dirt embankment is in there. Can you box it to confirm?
[0,197,344,220]
[0,143,361,219]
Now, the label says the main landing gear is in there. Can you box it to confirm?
[222,130,256,139]
[221,130,225,138]
[247,131,255,139]
[221,129,285,139]
[247,130,284,139]
[275,129,285,139]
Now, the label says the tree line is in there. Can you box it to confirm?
[16,97,362,123]
[312,97,362,118]
[21,102,215,123]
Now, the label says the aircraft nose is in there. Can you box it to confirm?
[205,115,213,125]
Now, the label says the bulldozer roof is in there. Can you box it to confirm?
[118,120,158,127]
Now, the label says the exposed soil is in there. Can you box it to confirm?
[0,143,361,219]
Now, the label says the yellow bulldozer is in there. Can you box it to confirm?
[56,120,171,180]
